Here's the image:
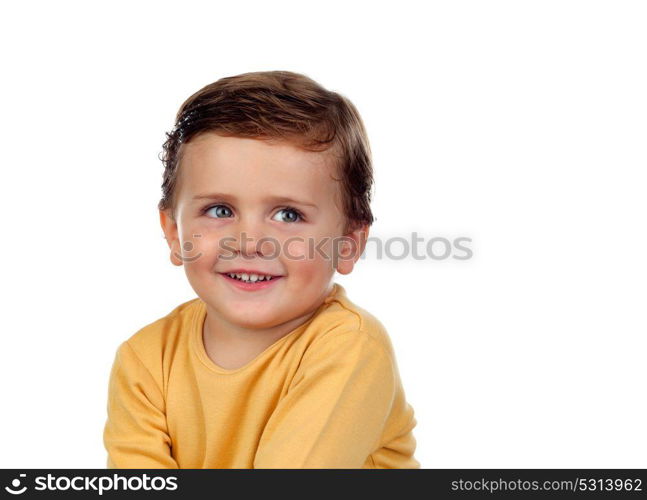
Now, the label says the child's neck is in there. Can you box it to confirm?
[201,305,320,371]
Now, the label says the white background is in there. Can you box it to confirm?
[1,0,645,468]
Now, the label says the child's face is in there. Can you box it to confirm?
[160,132,366,329]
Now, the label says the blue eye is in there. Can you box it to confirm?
[272,207,303,223]
[204,205,233,218]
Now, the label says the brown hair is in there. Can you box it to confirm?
[158,70,375,234]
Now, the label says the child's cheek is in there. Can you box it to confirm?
[284,238,308,261]
[173,231,206,266]
[288,236,336,271]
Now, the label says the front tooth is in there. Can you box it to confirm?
[241,273,249,281]
[249,274,258,282]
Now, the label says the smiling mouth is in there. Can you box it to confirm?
[219,272,282,284]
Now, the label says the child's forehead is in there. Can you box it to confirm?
[183,132,334,165]
[181,134,337,177]
[177,133,342,202]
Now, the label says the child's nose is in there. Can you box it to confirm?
[230,216,266,256]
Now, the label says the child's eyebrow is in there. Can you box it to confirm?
[192,192,318,209]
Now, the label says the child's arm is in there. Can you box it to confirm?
[103,341,179,469]
[253,330,401,468]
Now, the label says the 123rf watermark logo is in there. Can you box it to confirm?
[4,472,177,496]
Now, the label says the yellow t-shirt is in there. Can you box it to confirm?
[103,282,420,468]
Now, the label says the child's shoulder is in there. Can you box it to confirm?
[120,296,202,363]
[309,283,396,358]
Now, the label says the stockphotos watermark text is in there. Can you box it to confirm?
[168,232,473,264]
[4,472,177,495]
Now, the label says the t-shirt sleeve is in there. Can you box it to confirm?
[253,330,396,468]
[103,341,179,469]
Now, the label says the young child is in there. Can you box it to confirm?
[103,70,420,469]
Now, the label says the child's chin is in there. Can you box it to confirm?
[222,304,281,328]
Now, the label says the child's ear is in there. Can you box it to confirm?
[159,209,183,266]
[335,224,369,275]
